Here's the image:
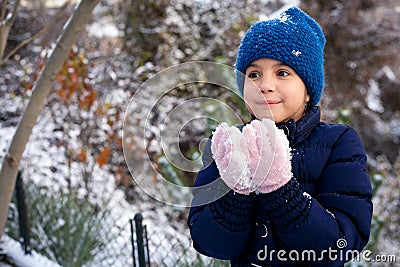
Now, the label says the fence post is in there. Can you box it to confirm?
[134,213,146,267]
[15,170,31,255]
[130,219,136,267]
[144,225,150,267]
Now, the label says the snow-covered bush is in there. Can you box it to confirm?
[6,179,114,267]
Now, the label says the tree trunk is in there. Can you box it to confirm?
[0,0,100,240]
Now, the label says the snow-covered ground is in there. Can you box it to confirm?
[0,1,201,266]
[1,0,399,266]
[0,236,61,267]
[0,85,201,267]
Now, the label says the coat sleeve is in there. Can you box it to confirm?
[187,138,256,260]
[258,126,373,266]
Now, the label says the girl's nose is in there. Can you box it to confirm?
[259,77,275,93]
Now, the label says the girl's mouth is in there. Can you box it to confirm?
[256,100,281,105]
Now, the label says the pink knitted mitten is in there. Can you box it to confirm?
[243,119,292,193]
[211,122,257,194]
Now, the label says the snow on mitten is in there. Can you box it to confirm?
[211,122,257,194]
[243,119,292,193]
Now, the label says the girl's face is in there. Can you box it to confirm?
[243,58,310,123]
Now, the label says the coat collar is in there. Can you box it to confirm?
[276,106,321,147]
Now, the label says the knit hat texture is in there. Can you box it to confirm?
[235,7,326,106]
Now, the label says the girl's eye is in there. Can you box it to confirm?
[248,72,260,79]
[277,70,290,77]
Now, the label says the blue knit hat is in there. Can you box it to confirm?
[235,7,326,106]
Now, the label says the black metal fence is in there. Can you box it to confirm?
[130,213,150,267]
[4,171,229,267]
[14,171,32,255]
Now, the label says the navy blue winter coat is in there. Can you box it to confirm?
[188,107,373,267]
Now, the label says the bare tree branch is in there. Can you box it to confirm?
[0,0,20,59]
[1,0,9,22]
[5,0,19,26]
[0,2,69,65]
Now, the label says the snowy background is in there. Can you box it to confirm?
[0,0,399,266]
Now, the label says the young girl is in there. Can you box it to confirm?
[188,6,373,267]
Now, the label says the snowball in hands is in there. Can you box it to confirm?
[211,119,292,195]
[244,119,292,193]
[211,122,257,194]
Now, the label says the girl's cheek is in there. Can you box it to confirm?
[245,103,253,114]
